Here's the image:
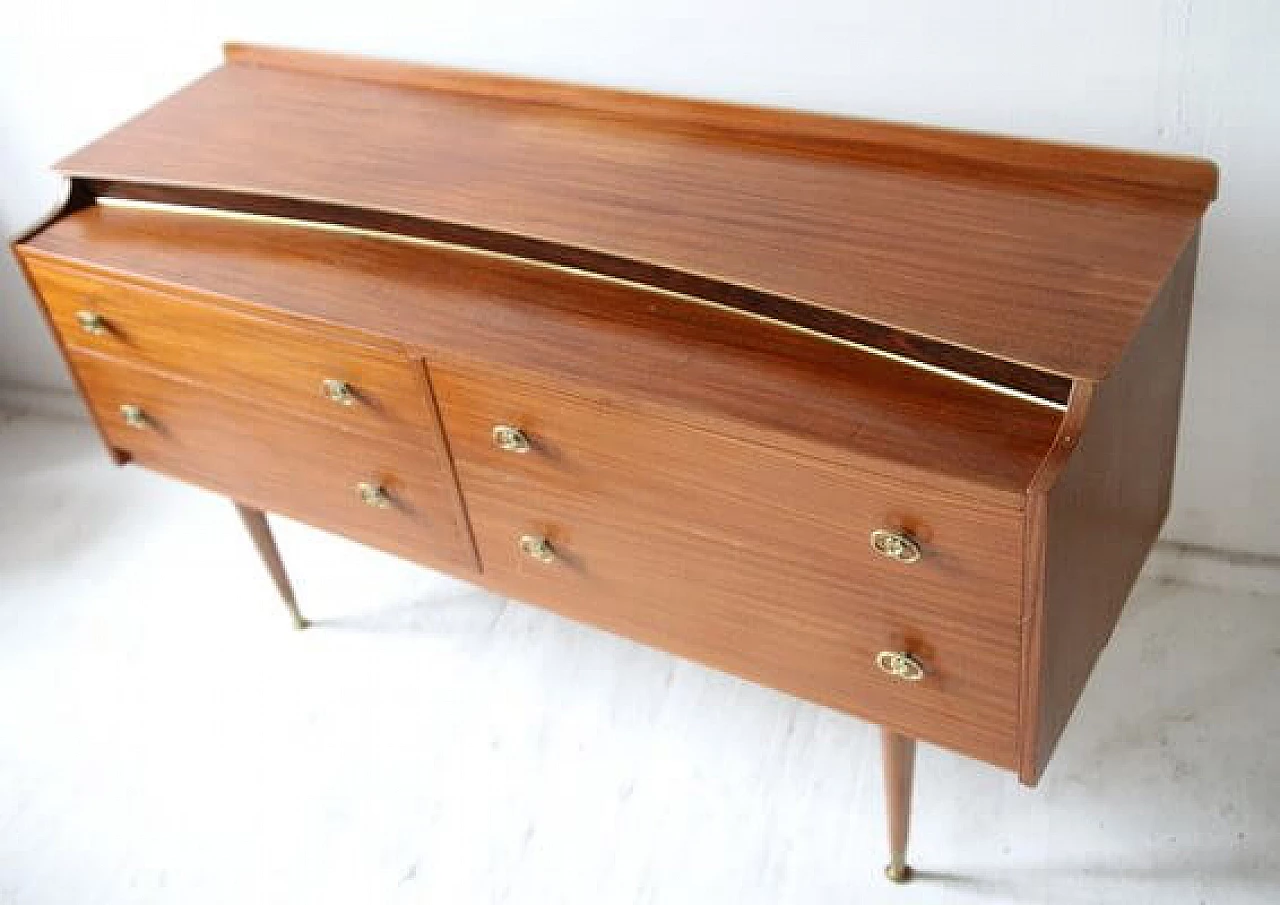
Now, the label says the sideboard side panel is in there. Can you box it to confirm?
[1022,229,1202,784]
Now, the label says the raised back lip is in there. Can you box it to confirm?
[222,42,1219,212]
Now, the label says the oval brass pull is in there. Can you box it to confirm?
[518,534,556,563]
[355,482,391,508]
[876,651,926,682]
[492,424,532,453]
[870,529,922,563]
[119,404,150,430]
[321,378,356,406]
[76,310,109,336]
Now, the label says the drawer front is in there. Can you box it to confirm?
[29,258,431,444]
[432,359,1024,766]
[431,359,1025,634]
[466,481,1020,767]
[71,351,476,571]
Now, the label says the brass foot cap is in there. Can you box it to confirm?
[292,616,311,630]
[884,863,912,883]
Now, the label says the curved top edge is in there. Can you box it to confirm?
[70,177,1074,406]
[224,42,1219,212]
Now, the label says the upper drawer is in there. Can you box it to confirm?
[25,258,431,444]
[430,358,1026,632]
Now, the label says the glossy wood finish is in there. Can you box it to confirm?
[9,44,1217,881]
[54,45,1215,380]
[18,207,1063,501]
[431,357,1026,631]
[234,503,307,630]
[882,729,917,883]
[26,257,432,446]
[225,44,1216,211]
[1019,231,1203,784]
[460,478,1022,768]
[81,180,1076,406]
[71,350,477,573]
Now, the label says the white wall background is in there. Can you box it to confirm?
[1,1,1276,556]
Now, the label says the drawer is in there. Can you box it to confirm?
[431,359,1025,634]
[465,480,1021,768]
[28,257,431,444]
[71,350,476,571]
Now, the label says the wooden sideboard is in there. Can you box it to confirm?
[11,44,1217,883]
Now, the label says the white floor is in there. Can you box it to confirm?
[0,411,1276,905]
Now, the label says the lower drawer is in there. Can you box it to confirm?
[71,350,477,572]
[464,480,1021,768]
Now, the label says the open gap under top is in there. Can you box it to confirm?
[83,178,1071,407]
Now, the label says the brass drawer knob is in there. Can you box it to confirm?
[876,651,926,682]
[870,529,922,563]
[492,424,532,453]
[518,533,556,563]
[355,482,391,508]
[321,378,356,406]
[76,310,109,335]
[119,404,150,430]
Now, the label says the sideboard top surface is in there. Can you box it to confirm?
[54,44,1216,383]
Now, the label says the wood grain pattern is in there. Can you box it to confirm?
[80,179,1075,406]
[433,355,1028,765]
[21,205,1064,501]
[1015,380,1093,784]
[53,51,1212,379]
[1019,231,1202,784]
[461,476,1021,768]
[431,357,1026,634]
[224,43,1216,211]
[26,256,432,446]
[9,46,1217,858]
[70,350,478,573]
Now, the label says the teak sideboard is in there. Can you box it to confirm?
[12,44,1217,883]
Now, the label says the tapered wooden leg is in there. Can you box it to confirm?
[881,727,917,883]
[234,503,308,629]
